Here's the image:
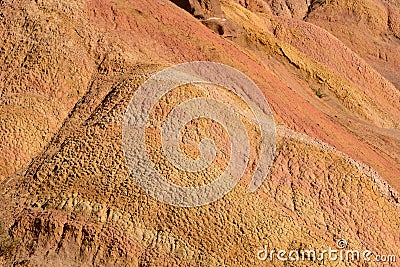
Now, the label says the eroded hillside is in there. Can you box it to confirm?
[0,0,399,266]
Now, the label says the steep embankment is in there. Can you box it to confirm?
[0,0,399,266]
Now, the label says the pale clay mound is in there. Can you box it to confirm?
[1,0,400,266]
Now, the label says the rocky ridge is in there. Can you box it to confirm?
[0,0,399,266]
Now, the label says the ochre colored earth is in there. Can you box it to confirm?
[0,0,399,266]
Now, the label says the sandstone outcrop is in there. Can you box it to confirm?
[1,0,399,266]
